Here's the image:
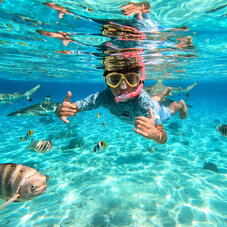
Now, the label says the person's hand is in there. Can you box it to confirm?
[55,91,78,123]
[58,31,74,46]
[120,2,151,21]
[134,108,167,143]
[43,3,70,19]
[134,108,157,139]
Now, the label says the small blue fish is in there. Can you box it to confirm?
[93,141,106,152]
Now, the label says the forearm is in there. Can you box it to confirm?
[76,91,105,111]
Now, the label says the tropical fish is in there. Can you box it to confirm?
[101,122,106,127]
[97,112,101,118]
[144,80,198,101]
[20,130,34,142]
[26,139,53,153]
[18,42,27,46]
[0,163,47,211]
[216,122,227,137]
[79,4,93,12]
[7,96,60,117]
[0,84,40,104]
[93,141,106,152]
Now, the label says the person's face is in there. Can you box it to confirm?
[106,72,140,102]
[110,79,136,99]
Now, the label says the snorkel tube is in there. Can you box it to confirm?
[115,62,145,103]
[115,50,145,103]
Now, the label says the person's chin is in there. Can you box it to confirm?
[116,94,131,102]
[120,98,130,102]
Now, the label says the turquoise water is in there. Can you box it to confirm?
[0,0,227,226]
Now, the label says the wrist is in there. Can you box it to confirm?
[152,128,167,144]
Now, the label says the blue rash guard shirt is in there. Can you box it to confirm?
[76,88,171,126]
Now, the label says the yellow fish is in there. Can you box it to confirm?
[97,112,101,118]
[18,42,27,46]
[79,4,93,12]
[93,141,106,152]
[101,122,106,128]
[20,130,34,141]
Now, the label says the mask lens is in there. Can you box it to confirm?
[107,73,122,87]
[125,73,140,86]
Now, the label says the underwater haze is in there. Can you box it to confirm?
[0,0,227,226]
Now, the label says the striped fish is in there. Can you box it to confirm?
[20,130,34,142]
[93,141,106,152]
[26,139,53,153]
[0,163,47,211]
[216,122,227,137]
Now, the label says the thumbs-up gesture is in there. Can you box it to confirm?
[55,91,79,123]
[134,108,167,144]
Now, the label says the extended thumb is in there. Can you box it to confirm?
[64,91,72,102]
[137,12,143,21]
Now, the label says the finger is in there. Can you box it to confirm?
[61,116,69,123]
[135,123,147,132]
[122,8,137,15]
[64,91,72,102]
[58,12,64,19]
[63,40,69,46]
[120,3,133,9]
[135,116,149,122]
[61,102,77,110]
[134,127,148,137]
[60,110,77,116]
[124,11,139,17]
[122,7,136,13]
[149,108,154,119]
[135,119,149,128]
[137,12,143,21]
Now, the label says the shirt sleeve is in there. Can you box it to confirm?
[76,90,107,111]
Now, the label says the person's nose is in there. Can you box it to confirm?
[119,79,127,89]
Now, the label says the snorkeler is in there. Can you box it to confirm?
[53,2,188,144]
[55,49,187,144]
